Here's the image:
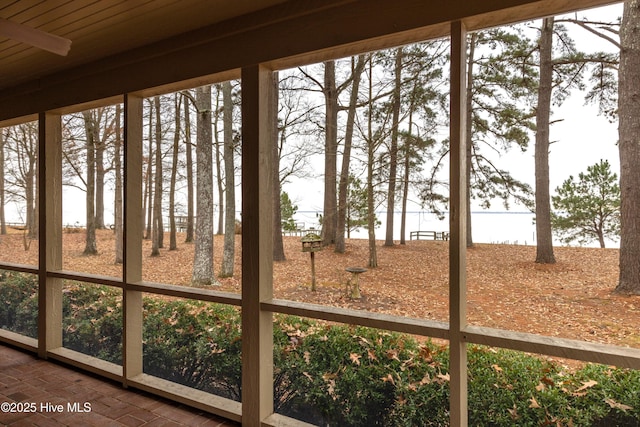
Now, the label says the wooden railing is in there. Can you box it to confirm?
[409,230,450,241]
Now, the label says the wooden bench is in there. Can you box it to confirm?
[410,230,450,241]
[174,215,191,232]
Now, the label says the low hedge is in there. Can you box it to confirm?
[0,271,38,338]
[1,273,638,426]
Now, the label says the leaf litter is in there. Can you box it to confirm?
[3,229,638,359]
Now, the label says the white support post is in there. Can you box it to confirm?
[241,65,275,426]
[123,94,144,384]
[449,20,469,427]
[38,112,63,358]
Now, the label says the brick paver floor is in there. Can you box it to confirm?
[0,344,239,426]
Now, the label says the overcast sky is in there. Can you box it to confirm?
[37,2,623,242]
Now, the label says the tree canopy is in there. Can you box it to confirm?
[280,191,299,232]
[551,159,620,248]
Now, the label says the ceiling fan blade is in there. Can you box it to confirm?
[0,18,71,56]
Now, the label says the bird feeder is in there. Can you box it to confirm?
[301,233,323,291]
[301,233,322,252]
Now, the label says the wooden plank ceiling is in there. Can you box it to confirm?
[0,0,286,91]
[0,0,621,123]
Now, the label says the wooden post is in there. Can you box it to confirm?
[241,65,274,426]
[449,20,469,427]
[123,94,144,385]
[345,267,366,299]
[310,252,316,291]
[351,273,360,299]
[38,112,63,358]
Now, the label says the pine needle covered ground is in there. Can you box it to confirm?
[2,228,638,351]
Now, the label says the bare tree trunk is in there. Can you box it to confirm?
[32,142,38,239]
[214,85,225,236]
[156,103,164,249]
[598,229,606,249]
[145,104,153,240]
[221,81,236,275]
[141,147,148,235]
[367,148,377,268]
[151,97,163,256]
[82,111,98,255]
[11,124,37,242]
[272,72,286,262]
[465,34,476,248]
[169,94,181,251]
[25,164,35,238]
[367,58,378,268]
[192,85,215,286]
[347,201,351,239]
[95,128,105,229]
[400,111,413,245]
[114,105,123,264]
[0,129,6,235]
[385,48,403,246]
[321,60,338,246]
[616,0,640,294]
[25,128,37,240]
[184,94,195,243]
[336,55,366,253]
[535,17,556,264]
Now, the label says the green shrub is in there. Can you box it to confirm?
[383,342,450,427]
[142,298,242,401]
[3,282,640,426]
[274,317,449,426]
[273,314,319,418]
[62,283,123,363]
[535,363,640,427]
[0,271,38,337]
[467,346,557,426]
[280,324,400,426]
[13,287,38,338]
[275,331,640,427]
[465,347,640,427]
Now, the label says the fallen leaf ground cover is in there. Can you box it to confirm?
[2,228,638,352]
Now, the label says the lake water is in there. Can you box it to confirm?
[6,195,617,248]
[294,210,619,248]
